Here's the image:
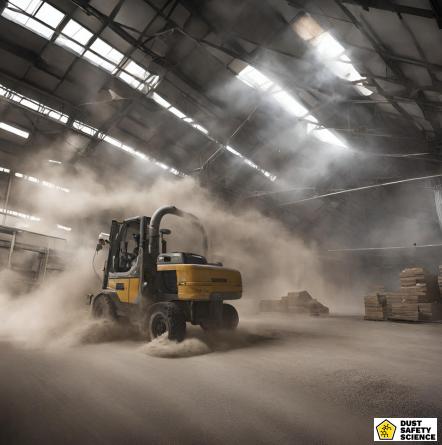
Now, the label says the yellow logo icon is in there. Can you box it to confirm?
[376,419,397,440]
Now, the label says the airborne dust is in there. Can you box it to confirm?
[0,164,345,352]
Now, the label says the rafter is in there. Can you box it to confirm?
[341,0,436,20]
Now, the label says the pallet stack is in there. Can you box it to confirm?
[364,293,387,320]
[259,299,286,312]
[260,291,329,316]
[364,267,442,322]
[438,265,442,295]
[386,267,441,322]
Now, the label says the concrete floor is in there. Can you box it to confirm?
[1,315,442,445]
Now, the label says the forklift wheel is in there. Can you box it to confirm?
[201,303,239,331]
[222,303,239,330]
[147,302,186,342]
[92,295,118,321]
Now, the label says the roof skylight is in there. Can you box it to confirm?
[312,127,347,148]
[152,92,171,109]
[81,38,125,74]
[2,0,64,39]
[273,89,308,117]
[0,82,185,178]
[149,91,276,181]
[0,82,69,124]
[237,65,274,91]
[292,13,373,97]
[236,63,347,149]
[226,145,243,158]
[57,224,72,232]
[0,207,41,222]
[56,19,93,55]
[15,171,70,192]
[0,121,29,139]
[0,205,72,232]
[90,38,124,65]
[59,19,93,45]
[73,120,98,137]
[118,59,160,92]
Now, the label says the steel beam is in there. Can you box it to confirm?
[341,1,435,20]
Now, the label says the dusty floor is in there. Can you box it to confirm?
[1,314,442,445]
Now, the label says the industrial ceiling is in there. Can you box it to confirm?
[0,0,441,244]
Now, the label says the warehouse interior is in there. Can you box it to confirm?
[1,0,442,444]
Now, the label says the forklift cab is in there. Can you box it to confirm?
[104,217,175,304]
[104,217,148,303]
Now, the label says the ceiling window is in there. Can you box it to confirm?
[118,59,160,92]
[169,107,186,119]
[2,0,65,39]
[236,63,347,149]
[56,19,93,55]
[0,80,185,178]
[236,64,308,118]
[149,90,275,181]
[0,208,41,221]
[237,65,273,91]
[84,38,124,73]
[57,224,71,232]
[151,92,171,109]
[90,38,124,65]
[226,145,243,158]
[292,13,372,96]
[312,127,347,148]
[83,50,116,73]
[273,89,308,117]
[15,171,70,192]
[0,121,29,139]
[73,120,98,137]
[192,123,208,134]
[0,82,70,124]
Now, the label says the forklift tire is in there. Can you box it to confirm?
[147,302,186,342]
[221,303,239,330]
[92,295,118,321]
[201,303,239,331]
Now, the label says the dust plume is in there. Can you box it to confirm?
[140,333,211,358]
[0,164,345,349]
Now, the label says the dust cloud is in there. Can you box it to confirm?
[141,333,211,358]
[0,164,345,349]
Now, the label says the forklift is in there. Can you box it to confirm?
[89,206,242,341]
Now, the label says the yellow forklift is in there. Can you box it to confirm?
[89,206,242,341]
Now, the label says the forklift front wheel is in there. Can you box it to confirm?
[146,302,186,342]
[92,295,118,321]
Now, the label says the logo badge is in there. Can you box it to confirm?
[374,418,437,442]
[376,419,397,440]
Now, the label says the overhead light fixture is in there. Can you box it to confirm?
[0,121,29,139]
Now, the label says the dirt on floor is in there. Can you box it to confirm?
[1,314,442,445]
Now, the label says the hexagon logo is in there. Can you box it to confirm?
[376,419,397,440]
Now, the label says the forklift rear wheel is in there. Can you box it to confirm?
[221,303,239,330]
[201,303,239,331]
[147,302,186,342]
[92,295,117,321]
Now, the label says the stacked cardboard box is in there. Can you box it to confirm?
[286,291,329,315]
[260,290,329,316]
[364,293,387,320]
[438,265,442,294]
[386,267,441,321]
[259,299,286,312]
